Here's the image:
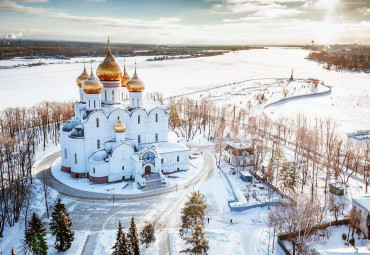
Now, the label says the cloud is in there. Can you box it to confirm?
[0,1,182,29]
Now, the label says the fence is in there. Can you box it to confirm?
[277,218,350,255]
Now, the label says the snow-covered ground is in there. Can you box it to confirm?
[283,225,370,254]
[169,166,274,255]
[1,47,369,136]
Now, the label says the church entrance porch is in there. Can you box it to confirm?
[145,165,151,174]
[143,163,154,175]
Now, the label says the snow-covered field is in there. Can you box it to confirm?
[283,225,370,254]
[1,48,369,136]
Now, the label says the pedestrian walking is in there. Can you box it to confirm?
[207,218,210,224]
[230,219,233,225]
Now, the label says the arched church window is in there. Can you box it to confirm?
[96,118,99,128]
[132,99,134,106]
[74,153,77,164]
[122,166,124,171]
[138,135,141,143]
[112,90,115,101]
[94,100,96,108]
[137,99,139,106]
[155,113,158,122]
[138,115,141,124]
[105,91,107,101]
[177,155,180,162]
[97,139,100,149]
[64,148,67,159]
[155,133,158,142]
[93,167,95,173]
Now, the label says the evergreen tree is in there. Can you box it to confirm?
[180,192,207,236]
[279,159,289,191]
[50,199,74,252]
[30,234,48,255]
[140,221,156,248]
[182,219,209,255]
[112,220,130,255]
[128,216,140,255]
[11,247,16,255]
[25,213,46,248]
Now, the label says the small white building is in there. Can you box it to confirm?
[352,196,370,238]
[223,144,254,167]
[60,39,190,189]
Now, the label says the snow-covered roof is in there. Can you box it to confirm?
[142,141,190,154]
[353,196,370,211]
[62,117,80,132]
[89,150,109,162]
[69,124,84,138]
[224,144,253,156]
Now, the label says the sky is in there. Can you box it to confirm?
[0,0,369,45]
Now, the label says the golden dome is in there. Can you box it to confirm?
[121,60,131,87]
[76,64,89,88]
[114,117,127,133]
[83,70,103,94]
[96,38,123,81]
[127,64,145,92]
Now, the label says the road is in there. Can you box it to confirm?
[35,146,214,254]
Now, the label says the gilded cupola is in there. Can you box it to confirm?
[83,69,103,94]
[96,37,123,81]
[127,63,145,92]
[121,60,131,87]
[114,117,127,133]
[76,64,89,88]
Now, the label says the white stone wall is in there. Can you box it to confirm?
[60,131,70,168]
[69,137,86,174]
[108,143,135,182]
[353,200,370,238]
[161,150,190,173]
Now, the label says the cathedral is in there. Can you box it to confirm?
[60,39,190,188]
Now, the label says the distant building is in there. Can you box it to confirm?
[223,144,254,167]
[352,196,370,238]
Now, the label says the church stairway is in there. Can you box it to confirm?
[142,173,166,191]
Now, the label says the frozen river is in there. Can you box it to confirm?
[0,47,368,134]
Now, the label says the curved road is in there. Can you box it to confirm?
[36,146,214,254]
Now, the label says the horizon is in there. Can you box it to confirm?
[0,0,369,45]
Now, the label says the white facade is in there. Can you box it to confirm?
[61,72,190,188]
[352,196,370,238]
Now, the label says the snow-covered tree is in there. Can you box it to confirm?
[140,221,156,248]
[112,220,130,255]
[50,199,74,252]
[182,219,209,255]
[128,216,140,255]
[180,192,207,236]
[25,213,46,248]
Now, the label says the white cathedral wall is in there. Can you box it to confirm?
[129,109,148,143]
[83,111,111,160]
[102,84,121,104]
[108,143,135,182]
[60,131,70,168]
[147,108,168,143]
[69,137,86,174]
[161,150,190,173]
[88,161,109,178]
